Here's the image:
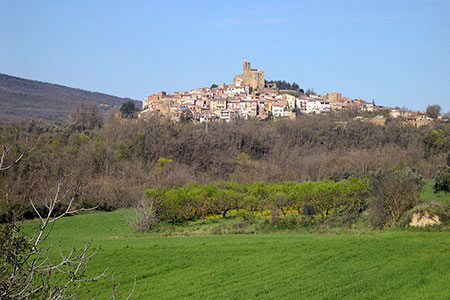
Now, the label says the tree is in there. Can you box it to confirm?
[434,165,450,193]
[370,168,424,227]
[424,129,446,156]
[128,198,158,232]
[264,80,302,91]
[180,109,194,123]
[120,101,137,118]
[70,102,103,130]
[210,84,218,89]
[0,130,36,172]
[306,88,315,96]
[426,104,441,119]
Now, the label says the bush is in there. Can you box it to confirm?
[434,165,450,193]
[370,168,424,227]
[127,199,158,232]
[367,198,388,228]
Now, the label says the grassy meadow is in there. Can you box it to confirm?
[420,179,450,203]
[22,209,450,299]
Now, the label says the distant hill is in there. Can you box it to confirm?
[0,73,141,122]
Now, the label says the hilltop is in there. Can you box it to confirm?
[0,73,141,122]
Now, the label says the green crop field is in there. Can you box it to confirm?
[21,209,450,299]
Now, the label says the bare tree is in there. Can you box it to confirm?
[0,129,37,172]
[371,168,424,227]
[127,198,158,232]
[0,135,135,299]
[70,102,103,130]
[425,104,441,119]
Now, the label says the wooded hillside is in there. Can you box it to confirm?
[0,73,141,122]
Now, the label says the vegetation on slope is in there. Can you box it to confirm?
[0,73,140,122]
[1,112,449,222]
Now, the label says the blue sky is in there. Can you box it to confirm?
[1,0,449,112]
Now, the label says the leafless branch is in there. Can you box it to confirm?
[1,132,135,300]
[0,132,38,172]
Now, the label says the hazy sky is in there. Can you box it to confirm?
[1,0,449,112]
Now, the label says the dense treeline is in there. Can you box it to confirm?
[265,80,302,92]
[0,109,449,221]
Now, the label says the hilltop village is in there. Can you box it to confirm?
[141,59,437,126]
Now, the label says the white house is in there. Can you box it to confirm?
[272,105,284,117]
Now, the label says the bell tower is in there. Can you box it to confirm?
[243,57,251,73]
[241,58,264,91]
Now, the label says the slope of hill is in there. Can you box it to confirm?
[0,73,141,122]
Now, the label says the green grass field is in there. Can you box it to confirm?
[22,209,450,299]
[420,179,450,203]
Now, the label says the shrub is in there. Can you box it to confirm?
[370,168,424,227]
[434,165,450,193]
[367,198,388,228]
[127,199,158,232]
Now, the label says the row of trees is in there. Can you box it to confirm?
[265,80,302,92]
[138,167,429,229]
[144,178,370,224]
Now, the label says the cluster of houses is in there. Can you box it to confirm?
[140,59,439,127]
[141,88,373,123]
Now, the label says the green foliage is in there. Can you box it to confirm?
[434,165,450,193]
[265,80,301,91]
[210,84,218,89]
[143,178,371,225]
[180,109,194,123]
[79,132,91,143]
[424,129,446,155]
[119,101,137,118]
[156,157,173,167]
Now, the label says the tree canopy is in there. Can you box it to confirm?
[426,104,441,119]
[265,80,302,91]
[120,101,137,118]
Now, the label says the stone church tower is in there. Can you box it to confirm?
[242,58,264,90]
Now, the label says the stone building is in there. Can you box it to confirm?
[327,92,342,103]
[242,58,264,90]
[143,91,166,109]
